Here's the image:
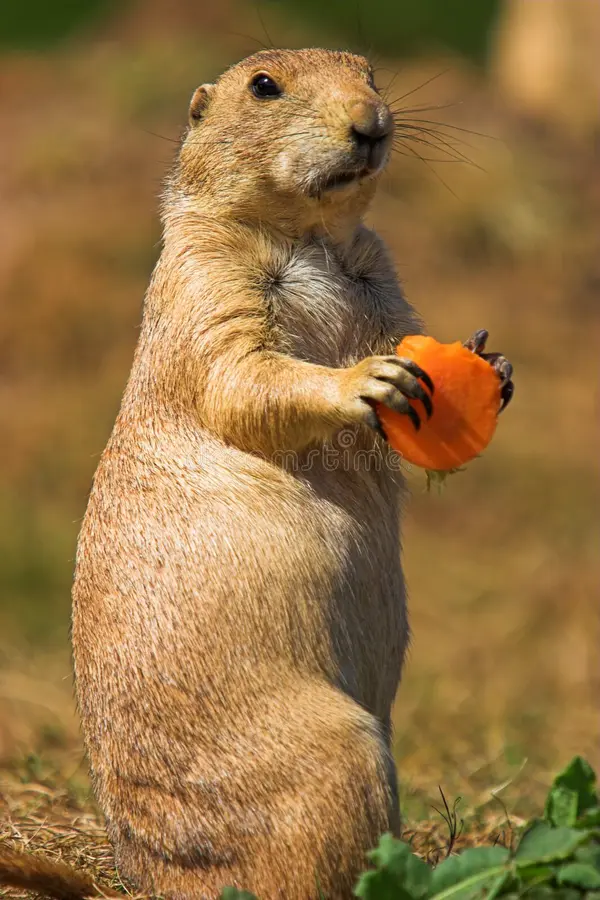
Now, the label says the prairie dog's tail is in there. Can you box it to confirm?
[0,846,119,900]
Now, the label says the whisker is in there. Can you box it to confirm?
[394,133,468,162]
[392,102,462,116]
[391,147,470,165]
[394,140,460,199]
[142,129,181,144]
[395,137,483,172]
[255,1,275,49]
[354,0,372,62]
[394,127,486,171]
[394,121,474,147]
[380,68,402,103]
[224,31,270,50]
[404,125,481,155]
[372,66,399,77]
[393,122,474,154]
[393,139,466,169]
[387,69,450,109]
[397,117,501,142]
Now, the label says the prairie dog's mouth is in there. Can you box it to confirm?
[306,158,377,198]
[320,168,367,192]
[305,167,365,199]
[306,135,390,198]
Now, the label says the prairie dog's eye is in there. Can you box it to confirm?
[250,73,282,99]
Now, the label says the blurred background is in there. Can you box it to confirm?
[0,0,598,822]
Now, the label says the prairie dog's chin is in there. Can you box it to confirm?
[271,148,386,201]
[304,158,386,199]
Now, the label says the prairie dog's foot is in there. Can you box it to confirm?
[463,329,514,412]
[336,355,434,438]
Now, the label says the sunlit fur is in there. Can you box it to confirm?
[71,48,424,900]
[174,48,394,241]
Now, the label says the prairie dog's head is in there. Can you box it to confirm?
[174,48,394,236]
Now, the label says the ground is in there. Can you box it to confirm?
[0,762,523,897]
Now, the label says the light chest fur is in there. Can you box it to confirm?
[260,227,414,366]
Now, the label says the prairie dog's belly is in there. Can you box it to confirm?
[79,434,407,719]
[184,447,407,715]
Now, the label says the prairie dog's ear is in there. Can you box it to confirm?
[189,84,216,124]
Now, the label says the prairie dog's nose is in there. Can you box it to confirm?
[349,99,393,144]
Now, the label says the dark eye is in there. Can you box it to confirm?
[250,73,282,99]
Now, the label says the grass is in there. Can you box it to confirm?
[0,750,524,898]
[2,754,598,898]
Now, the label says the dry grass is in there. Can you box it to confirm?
[0,760,525,898]
[0,0,599,890]
[0,783,117,898]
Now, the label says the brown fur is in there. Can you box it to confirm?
[0,846,119,899]
[1,49,427,899]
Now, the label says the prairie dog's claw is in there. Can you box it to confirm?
[364,405,389,441]
[406,405,421,431]
[395,358,435,396]
[499,380,514,413]
[463,331,515,413]
[482,353,513,385]
[463,329,488,354]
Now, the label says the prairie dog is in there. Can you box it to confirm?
[4,48,449,900]
[71,47,425,900]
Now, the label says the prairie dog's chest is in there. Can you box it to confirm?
[265,233,408,366]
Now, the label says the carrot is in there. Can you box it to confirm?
[376,335,502,472]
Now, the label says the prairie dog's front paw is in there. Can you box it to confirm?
[336,355,434,437]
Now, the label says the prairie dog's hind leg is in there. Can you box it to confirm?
[110,680,398,900]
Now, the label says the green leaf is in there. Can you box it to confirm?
[219,889,258,900]
[354,834,432,900]
[484,870,516,900]
[517,863,558,885]
[557,863,600,889]
[515,821,589,864]
[545,757,598,827]
[525,890,579,900]
[575,842,600,868]
[577,807,600,829]
[507,888,579,900]
[429,847,510,900]
[546,786,580,829]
